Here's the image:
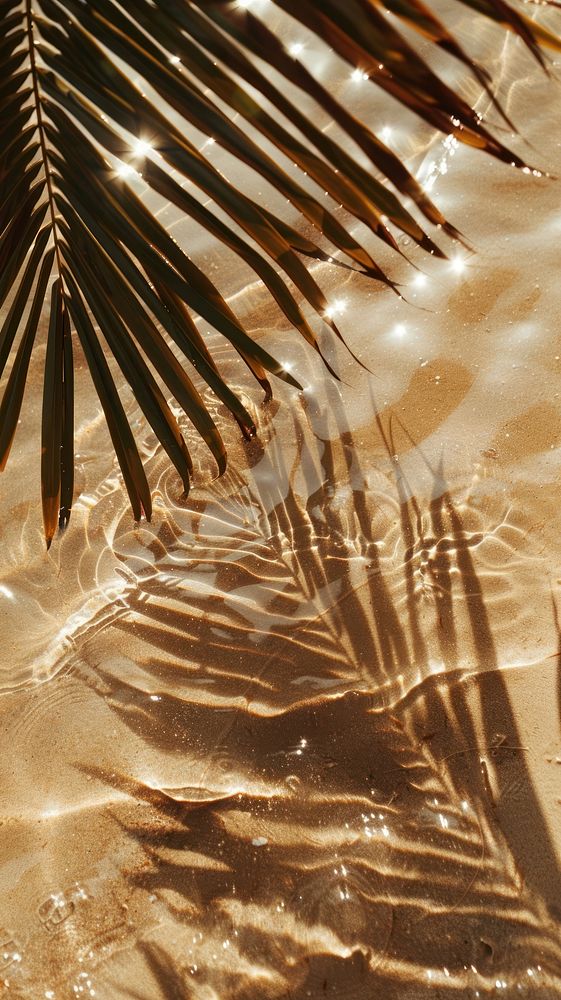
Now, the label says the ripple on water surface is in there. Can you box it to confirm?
[3,10,561,995]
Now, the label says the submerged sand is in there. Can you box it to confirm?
[1,4,561,997]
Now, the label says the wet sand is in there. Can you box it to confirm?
[2,4,561,997]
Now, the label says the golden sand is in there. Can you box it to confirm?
[1,6,561,997]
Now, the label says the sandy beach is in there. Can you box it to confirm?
[1,2,561,996]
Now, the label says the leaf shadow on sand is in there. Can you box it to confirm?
[74,385,561,998]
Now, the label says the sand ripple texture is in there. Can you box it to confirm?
[2,4,561,998]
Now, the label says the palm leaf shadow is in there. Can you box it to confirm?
[71,387,561,996]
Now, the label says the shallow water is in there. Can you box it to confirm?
[2,4,561,997]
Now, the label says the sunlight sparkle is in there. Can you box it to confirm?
[116,162,135,178]
[450,256,466,274]
[325,298,347,319]
[133,139,152,157]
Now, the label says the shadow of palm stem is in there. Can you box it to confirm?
[75,390,561,997]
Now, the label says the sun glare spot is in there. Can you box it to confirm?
[325,298,347,319]
[116,162,135,178]
[450,256,466,274]
[133,139,152,157]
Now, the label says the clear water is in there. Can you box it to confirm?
[2,5,561,997]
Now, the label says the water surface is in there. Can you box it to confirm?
[2,5,561,997]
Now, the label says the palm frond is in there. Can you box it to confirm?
[0,0,558,546]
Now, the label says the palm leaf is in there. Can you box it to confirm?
[0,0,557,547]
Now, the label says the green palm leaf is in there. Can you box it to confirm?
[0,0,557,547]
